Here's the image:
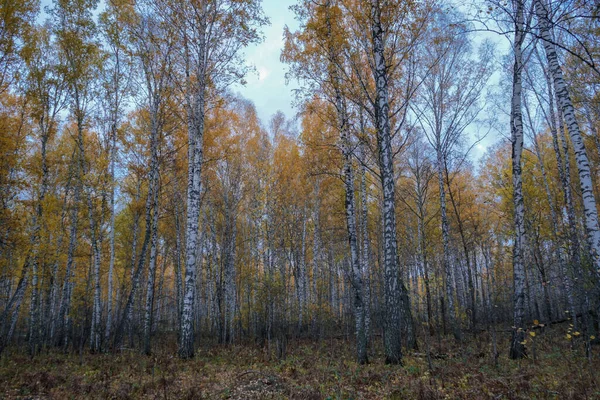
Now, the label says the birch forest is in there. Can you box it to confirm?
[1,0,600,398]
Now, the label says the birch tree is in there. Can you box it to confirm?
[98,0,134,345]
[172,0,267,360]
[509,0,527,359]
[51,0,102,350]
[534,0,600,331]
[113,3,171,350]
[414,12,493,337]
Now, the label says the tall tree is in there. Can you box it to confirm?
[172,0,267,359]
[51,0,102,350]
[509,0,527,359]
[415,13,493,337]
[534,0,600,330]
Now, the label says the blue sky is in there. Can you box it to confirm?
[234,0,299,125]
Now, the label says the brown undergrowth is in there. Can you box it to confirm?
[0,328,599,399]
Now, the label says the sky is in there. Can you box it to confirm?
[233,0,300,126]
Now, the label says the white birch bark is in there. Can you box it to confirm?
[298,213,307,329]
[143,189,160,355]
[535,0,600,282]
[535,49,578,321]
[323,0,367,363]
[359,141,372,343]
[509,0,526,359]
[536,0,600,336]
[105,117,117,345]
[311,182,322,334]
[179,3,207,358]
[436,150,461,341]
[340,109,368,364]
[371,1,403,365]
[57,159,81,348]
[87,191,102,353]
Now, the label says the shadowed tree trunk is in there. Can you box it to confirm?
[509,0,526,360]
[371,2,402,365]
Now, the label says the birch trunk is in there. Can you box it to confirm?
[371,2,402,365]
[436,150,461,341]
[105,125,117,344]
[113,103,160,350]
[179,10,207,358]
[87,191,102,353]
[143,189,160,355]
[174,200,184,332]
[536,49,578,321]
[28,126,50,355]
[57,163,81,348]
[223,209,237,344]
[311,183,322,336]
[298,213,307,329]
[536,0,600,339]
[126,180,141,343]
[324,0,367,364]
[0,261,28,355]
[509,0,526,359]
[446,174,476,332]
[359,142,372,343]
[341,116,368,364]
[535,0,600,287]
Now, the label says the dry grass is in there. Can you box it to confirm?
[0,328,599,399]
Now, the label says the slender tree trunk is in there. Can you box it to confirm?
[536,0,600,339]
[57,169,81,348]
[446,169,476,332]
[113,108,160,350]
[87,191,102,353]
[143,189,160,355]
[371,2,403,365]
[359,142,372,344]
[324,0,367,364]
[536,0,600,288]
[298,212,307,330]
[312,182,322,337]
[437,150,461,341]
[174,201,184,337]
[0,260,28,355]
[536,49,578,322]
[510,0,526,359]
[105,127,117,345]
[341,117,368,364]
[126,180,141,344]
[179,16,207,358]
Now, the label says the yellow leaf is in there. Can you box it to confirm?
[520,341,527,345]
[573,331,580,336]
[566,334,572,340]
[590,336,596,340]
[533,320,539,325]
[529,331,536,337]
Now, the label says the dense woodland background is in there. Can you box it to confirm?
[1,0,600,396]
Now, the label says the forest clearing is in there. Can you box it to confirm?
[1,0,600,398]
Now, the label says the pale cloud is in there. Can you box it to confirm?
[235,0,299,124]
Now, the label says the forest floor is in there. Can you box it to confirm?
[0,328,599,399]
